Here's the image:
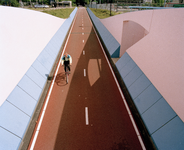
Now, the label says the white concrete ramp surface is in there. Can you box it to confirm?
[0,6,65,106]
[0,6,69,150]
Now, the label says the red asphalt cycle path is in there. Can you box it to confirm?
[28,8,145,150]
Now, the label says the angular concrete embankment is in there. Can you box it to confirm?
[0,6,77,149]
[88,7,184,150]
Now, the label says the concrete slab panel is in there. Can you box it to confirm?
[32,60,49,79]
[0,101,30,138]
[44,44,57,60]
[37,51,53,72]
[104,33,111,44]
[107,38,120,58]
[142,98,177,134]
[42,49,55,64]
[26,66,46,88]
[120,59,137,78]
[52,33,61,45]
[0,127,21,150]
[134,84,162,114]
[49,38,61,53]
[18,75,42,101]
[152,116,184,150]
[116,52,131,70]
[49,41,59,54]
[128,74,151,99]
[57,28,68,41]
[124,66,143,88]
[46,42,58,56]
[61,21,70,32]
[7,86,37,116]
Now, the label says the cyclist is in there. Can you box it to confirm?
[61,52,72,73]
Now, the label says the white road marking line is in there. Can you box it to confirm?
[82,33,84,35]
[87,12,146,150]
[85,107,89,125]
[83,40,84,43]
[30,131,39,150]
[83,50,85,55]
[29,7,78,150]
[84,69,86,77]
[82,28,84,30]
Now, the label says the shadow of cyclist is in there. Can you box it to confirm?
[55,72,68,86]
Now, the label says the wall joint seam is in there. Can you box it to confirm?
[29,66,48,82]
[45,48,56,60]
[132,82,152,100]
[38,51,54,66]
[126,71,144,88]
[124,65,139,80]
[6,100,31,117]
[35,59,50,72]
[118,56,132,72]
[17,85,37,102]
[31,64,49,80]
[24,74,43,90]
[141,96,163,115]
[0,126,22,139]
[150,115,178,136]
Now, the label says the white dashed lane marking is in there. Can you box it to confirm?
[85,107,89,125]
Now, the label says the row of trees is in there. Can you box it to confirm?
[0,0,77,7]
[0,0,20,6]
[0,0,183,7]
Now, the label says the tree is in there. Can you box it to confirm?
[1,0,20,6]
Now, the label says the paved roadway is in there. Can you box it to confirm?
[28,7,145,150]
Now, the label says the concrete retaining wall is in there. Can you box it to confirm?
[0,7,77,150]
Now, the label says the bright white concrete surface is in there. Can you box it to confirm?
[0,6,65,106]
[101,8,184,122]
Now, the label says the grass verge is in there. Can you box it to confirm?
[89,8,122,19]
[42,8,75,18]
[29,7,121,19]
